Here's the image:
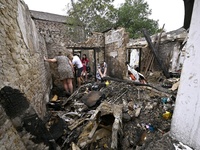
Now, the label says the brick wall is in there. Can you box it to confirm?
[32,16,74,87]
[0,0,51,118]
[0,105,26,149]
[0,0,53,148]
[32,14,105,84]
[104,28,129,79]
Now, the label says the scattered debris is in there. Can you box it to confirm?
[173,142,193,150]
[51,95,58,102]
[43,73,179,149]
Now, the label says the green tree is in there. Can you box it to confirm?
[66,0,117,42]
[117,0,158,38]
[116,0,159,38]
[66,0,159,41]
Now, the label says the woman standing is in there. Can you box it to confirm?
[81,54,89,82]
[44,52,74,95]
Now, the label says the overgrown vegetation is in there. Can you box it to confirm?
[66,0,159,41]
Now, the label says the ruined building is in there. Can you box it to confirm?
[1,0,200,149]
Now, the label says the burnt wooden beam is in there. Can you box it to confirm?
[183,0,194,30]
[94,48,97,80]
[155,24,165,50]
[136,48,142,72]
[65,47,104,49]
[103,76,172,95]
[148,24,165,73]
[142,29,170,78]
[111,105,123,149]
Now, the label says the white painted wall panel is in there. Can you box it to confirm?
[171,0,200,149]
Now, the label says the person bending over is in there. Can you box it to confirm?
[96,61,107,82]
[44,52,74,95]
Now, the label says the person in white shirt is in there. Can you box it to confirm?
[67,53,83,87]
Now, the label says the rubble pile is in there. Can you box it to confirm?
[45,76,179,150]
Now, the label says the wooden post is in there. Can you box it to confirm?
[149,24,165,72]
[111,105,122,149]
[94,48,97,81]
[142,29,170,78]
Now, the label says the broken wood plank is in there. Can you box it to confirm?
[103,76,171,94]
[149,56,155,72]
[145,33,159,74]
[90,106,102,121]
[155,24,165,50]
[144,86,172,97]
[142,28,170,78]
[111,105,123,149]
[112,89,128,103]
[71,142,81,150]
[135,107,142,117]
[145,30,160,75]
[145,54,154,75]
[77,122,111,148]
[51,95,58,102]
[88,110,101,139]
[62,83,91,106]
[111,118,120,149]
[90,102,113,121]
[88,122,99,139]
[149,24,165,72]
[68,117,86,131]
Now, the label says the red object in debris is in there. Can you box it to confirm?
[130,73,136,80]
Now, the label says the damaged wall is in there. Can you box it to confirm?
[127,29,187,76]
[105,28,129,79]
[30,10,72,58]
[0,105,26,149]
[71,32,105,75]
[143,41,176,72]
[31,11,106,86]
[31,11,74,87]
[0,0,54,148]
[171,0,200,149]
[0,0,51,118]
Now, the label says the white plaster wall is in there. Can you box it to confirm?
[171,0,200,149]
[130,49,139,68]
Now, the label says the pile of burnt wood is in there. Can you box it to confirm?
[45,76,177,150]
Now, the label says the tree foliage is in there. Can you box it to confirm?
[116,0,159,38]
[66,0,159,40]
[66,0,117,42]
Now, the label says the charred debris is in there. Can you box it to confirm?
[0,28,185,149]
[45,73,179,150]
[43,29,184,149]
[0,70,180,149]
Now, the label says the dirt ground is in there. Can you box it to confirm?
[45,71,185,150]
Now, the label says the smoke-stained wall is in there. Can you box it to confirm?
[104,28,129,79]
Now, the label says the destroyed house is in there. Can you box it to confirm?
[1,0,200,149]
